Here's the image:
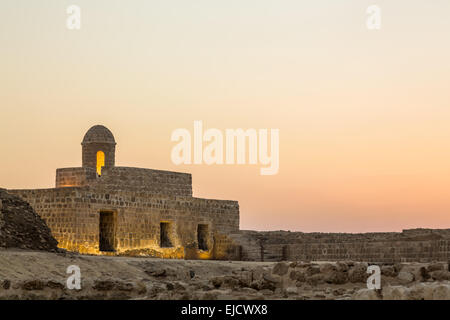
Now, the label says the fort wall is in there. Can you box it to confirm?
[7,183,450,263]
[230,229,450,263]
[55,167,96,188]
[8,186,239,259]
[55,166,193,196]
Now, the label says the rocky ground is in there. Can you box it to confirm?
[0,249,449,300]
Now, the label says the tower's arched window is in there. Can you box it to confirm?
[96,151,105,176]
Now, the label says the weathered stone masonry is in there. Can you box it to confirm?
[229,229,450,263]
[9,125,239,259]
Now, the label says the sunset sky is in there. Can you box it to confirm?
[1,1,450,232]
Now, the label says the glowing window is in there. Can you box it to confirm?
[96,151,105,176]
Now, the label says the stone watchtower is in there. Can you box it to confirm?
[81,125,116,176]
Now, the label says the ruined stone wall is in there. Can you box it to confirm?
[8,186,239,259]
[233,230,450,263]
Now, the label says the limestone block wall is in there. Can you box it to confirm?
[55,167,96,188]
[8,186,239,259]
[55,166,193,197]
[8,188,81,248]
[234,230,450,263]
[89,167,193,196]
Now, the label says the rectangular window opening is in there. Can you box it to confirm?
[99,211,115,252]
[197,224,209,251]
[160,222,173,248]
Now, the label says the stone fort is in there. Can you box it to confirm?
[7,125,450,262]
[8,125,239,259]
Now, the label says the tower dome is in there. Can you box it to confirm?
[81,125,116,176]
[82,125,116,145]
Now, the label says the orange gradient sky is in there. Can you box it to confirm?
[1,1,450,232]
